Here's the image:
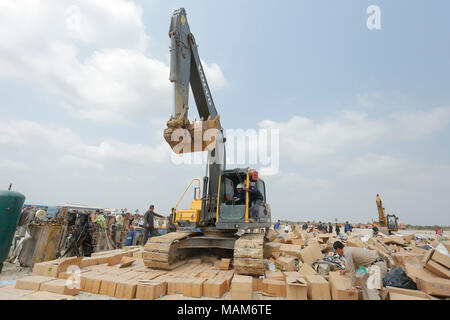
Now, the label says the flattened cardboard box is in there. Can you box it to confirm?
[231,275,253,300]
[15,276,55,291]
[285,277,307,300]
[40,279,79,296]
[387,286,435,300]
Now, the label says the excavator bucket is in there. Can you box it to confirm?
[164,116,221,154]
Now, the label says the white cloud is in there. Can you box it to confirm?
[390,106,450,140]
[259,110,387,163]
[0,0,227,122]
[201,59,228,91]
[341,153,412,177]
[356,91,383,109]
[0,119,170,168]
[0,160,29,171]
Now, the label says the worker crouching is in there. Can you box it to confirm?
[333,241,388,300]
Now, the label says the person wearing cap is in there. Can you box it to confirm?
[143,205,164,246]
[333,241,387,300]
[233,184,246,205]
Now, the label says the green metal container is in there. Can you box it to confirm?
[0,190,26,271]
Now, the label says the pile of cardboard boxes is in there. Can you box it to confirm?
[0,226,448,300]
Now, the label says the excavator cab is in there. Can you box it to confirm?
[215,168,271,230]
[387,214,399,232]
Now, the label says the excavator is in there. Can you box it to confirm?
[375,194,399,235]
[143,8,271,276]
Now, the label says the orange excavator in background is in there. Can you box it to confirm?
[374,194,399,235]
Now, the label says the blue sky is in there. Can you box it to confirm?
[0,0,449,225]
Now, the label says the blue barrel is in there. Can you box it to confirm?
[125,230,136,246]
[0,190,26,271]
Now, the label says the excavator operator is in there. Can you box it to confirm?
[233,184,246,205]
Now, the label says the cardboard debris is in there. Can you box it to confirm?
[305,275,331,300]
[219,258,231,270]
[15,276,55,291]
[231,275,253,300]
[40,279,79,296]
[119,256,136,268]
[265,270,285,281]
[32,257,83,278]
[298,245,323,264]
[17,290,78,300]
[285,277,307,300]
[425,260,450,279]
[345,238,365,248]
[387,286,435,300]
[298,264,318,276]
[136,280,166,300]
[203,278,228,298]
[279,244,302,258]
[328,272,358,300]
[183,278,206,298]
[262,279,286,298]
[431,250,450,269]
[275,256,297,272]
[252,277,263,292]
[416,276,450,297]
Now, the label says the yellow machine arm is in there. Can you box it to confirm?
[376,194,387,227]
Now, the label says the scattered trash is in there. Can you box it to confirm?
[434,243,449,256]
[383,267,417,290]
[356,266,367,275]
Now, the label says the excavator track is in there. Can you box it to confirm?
[233,233,265,276]
[143,231,194,270]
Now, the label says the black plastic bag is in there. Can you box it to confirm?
[383,267,417,290]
